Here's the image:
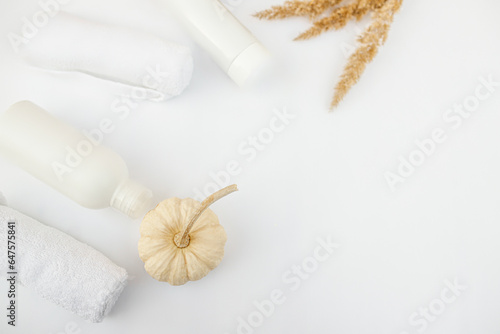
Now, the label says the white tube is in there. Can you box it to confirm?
[162,0,270,86]
[0,101,153,219]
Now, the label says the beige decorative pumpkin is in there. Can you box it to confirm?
[138,185,237,285]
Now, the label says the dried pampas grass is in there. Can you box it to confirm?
[255,0,403,109]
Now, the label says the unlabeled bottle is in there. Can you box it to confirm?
[0,101,153,219]
[160,0,271,86]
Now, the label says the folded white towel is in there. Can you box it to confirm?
[20,12,193,101]
[0,197,128,323]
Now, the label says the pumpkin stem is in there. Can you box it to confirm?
[175,184,238,248]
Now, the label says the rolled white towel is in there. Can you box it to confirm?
[0,196,128,323]
[19,12,193,101]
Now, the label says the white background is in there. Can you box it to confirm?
[1,0,500,333]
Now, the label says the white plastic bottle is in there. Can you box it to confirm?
[161,0,270,86]
[0,101,153,219]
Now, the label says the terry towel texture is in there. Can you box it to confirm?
[20,12,193,101]
[0,201,128,323]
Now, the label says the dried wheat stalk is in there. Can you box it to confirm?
[332,0,402,107]
[295,0,388,40]
[255,0,403,109]
[255,0,343,20]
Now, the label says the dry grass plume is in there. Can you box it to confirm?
[255,0,403,109]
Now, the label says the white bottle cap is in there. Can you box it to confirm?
[111,179,154,219]
[227,42,271,87]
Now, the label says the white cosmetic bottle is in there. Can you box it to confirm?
[0,101,153,219]
[161,0,270,86]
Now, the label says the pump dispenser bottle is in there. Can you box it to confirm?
[0,101,153,219]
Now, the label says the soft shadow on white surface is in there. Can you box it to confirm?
[1,0,500,333]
